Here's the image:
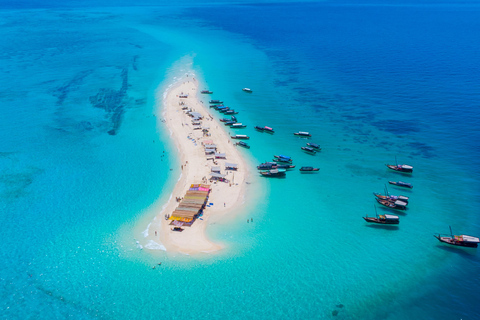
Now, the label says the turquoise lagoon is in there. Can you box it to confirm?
[1,2,479,319]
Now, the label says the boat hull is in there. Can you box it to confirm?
[386,164,413,173]
[434,235,478,248]
[375,198,407,210]
[363,217,399,224]
[388,181,413,189]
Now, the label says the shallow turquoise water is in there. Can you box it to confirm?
[1,3,479,319]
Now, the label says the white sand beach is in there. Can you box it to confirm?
[147,75,249,254]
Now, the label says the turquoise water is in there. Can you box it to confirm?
[1,3,480,319]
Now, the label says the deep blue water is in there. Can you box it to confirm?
[1,2,480,319]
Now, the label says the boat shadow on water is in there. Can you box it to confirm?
[260,175,287,179]
[388,186,414,193]
[389,171,413,177]
[376,206,408,215]
[435,244,480,259]
[365,224,399,230]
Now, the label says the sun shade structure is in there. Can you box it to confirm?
[169,185,211,223]
[225,162,238,170]
[210,172,226,179]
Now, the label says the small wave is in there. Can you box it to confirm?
[135,240,143,250]
[144,240,166,251]
[142,223,151,238]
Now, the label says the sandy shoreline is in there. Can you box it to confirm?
[146,74,249,255]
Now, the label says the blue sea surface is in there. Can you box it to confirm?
[1,2,479,319]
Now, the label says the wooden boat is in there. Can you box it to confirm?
[257,162,294,170]
[299,166,319,172]
[224,121,235,126]
[274,155,292,161]
[294,131,311,137]
[301,146,317,154]
[242,88,253,93]
[215,105,227,110]
[434,227,479,248]
[218,108,231,113]
[363,214,399,225]
[307,142,321,150]
[257,162,277,170]
[236,141,250,149]
[273,158,293,163]
[201,90,213,94]
[386,157,413,173]
[209,100,223,104]
[230,116,237,122]
[388,181,413,189]
[374,193,409,203]
[273,155,292,163]
[230,123,247,128]
[375,198,407,210]
[224,110,238,114]
[260,169,286,177]
[254,126,265,132]
[276,164,295,170]
[231,134,249,140]
[264,126,274,133]
[386,164,413,173]
[219,118,230,122]
[373,192,409,203]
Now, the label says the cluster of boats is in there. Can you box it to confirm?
[364,158,413,225]
[206,96,253,147]
[364,159,479,248]
[257,155,319,177]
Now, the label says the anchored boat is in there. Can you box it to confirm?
[364,205,399,225]
[301,146,316,154]
[307,142,321,150]
[299,166,319,172]
[373,192,409,204]
[434,226,479,248]
[386,157,413,173]
[236,141,250,149]
[230,123,247,129]
[260,169,286,177]
[388,181,413,189]
[375,198,407,210]
[231,134,249,140]
[294,131,311,137]
[364,214,399,225]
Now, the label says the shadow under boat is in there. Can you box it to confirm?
[435,244,479,259]
[365,224,399,230]
[376,205,408,215]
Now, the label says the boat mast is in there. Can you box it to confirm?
[449,225,454,238]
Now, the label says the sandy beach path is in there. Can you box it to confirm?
[147,75,249,254]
